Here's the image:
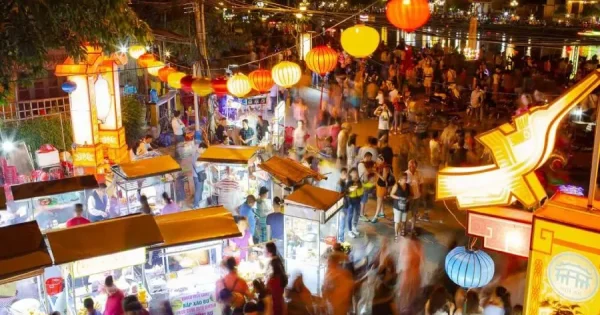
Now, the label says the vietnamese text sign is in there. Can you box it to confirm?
[171,291,217,315]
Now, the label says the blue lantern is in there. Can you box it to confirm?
[61,81,77,94]
[445,246,494,288]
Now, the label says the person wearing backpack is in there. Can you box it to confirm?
[216,257,252,315]
[357,152,375,222]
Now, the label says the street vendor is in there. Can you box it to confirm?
[255,186,271,243]
[87,184,109,222]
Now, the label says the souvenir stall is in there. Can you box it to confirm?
[7,175,99,231]
[283,185,344,295]
[221,94,268,146]
[45,214,163,315]
[0,221,53,315]
[110,155,182,215]
[145,206,241,314]
[258,156,325,201]
[198,145,260,213]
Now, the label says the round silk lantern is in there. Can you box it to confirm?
[211,77,228,96]
[128,45,146,59]
[138,53,156,68]
[305,46,338,75]
[192,78,213,96]
[249,69,274,92]
[147,61,165,76]
[158,66,176,82]
[341,25,380,58]
[180,75,194,92]
[271,61,302,88]
[167,72,186,89]
[386,0,430,33]
[61,81,77,94]
[227,73,252,98]
[445,246,494,288]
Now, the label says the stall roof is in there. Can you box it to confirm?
[534,192,600,232]
[198,145,259,164]
[285,185,344,211]
[11,175,99,201]
[46,214,163,265]
[154,206,241,248]
[259,156,326,187]
[0,221,52,285]
[112,155,181,180]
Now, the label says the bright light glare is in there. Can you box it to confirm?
[119,45,128,53]
[165,51,171,57]
[2,141,14,152]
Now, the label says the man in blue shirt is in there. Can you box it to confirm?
[267,197,284,241]
[238,195,257,236]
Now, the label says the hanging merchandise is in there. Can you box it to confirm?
[271,61,302,88]
[305,46,338,75]
[211,77,229,96]
[167,72,186,89]
[128,45,147,59]
[138,53,156,68]
[192,77,213,96]
[147,61,165,76]
[341,25,380,58]
[445,246,494,288]
[386,0,430,33]
[227,73,252,98]
[249,69,274,93]
[180,75,194,92]
[61,81,77,94]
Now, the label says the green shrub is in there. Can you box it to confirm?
[121,95,146,146]
[0,115,73,152]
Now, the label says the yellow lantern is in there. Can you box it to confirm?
[167,71,186,89]
[227,73,252,98]
[147,61,165,76]
[128,45,146,59]
[192,77,213,96]
[341,25,380,58]
[271,61,301,88]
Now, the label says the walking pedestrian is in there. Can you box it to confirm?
[405,160,423,236]
[371,165,394,223]
[390,173,410,238]
[345,168,363,238]
[192,143,208,208]
[374,102,392,140]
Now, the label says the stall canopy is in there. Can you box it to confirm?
[46,214,163,265]
[0,221,52,285]
[111,155,181,180]
[259,156,326,186]
[154,206,241,248]
[284,185,344,223]
[198,145,259,164]
[10,175,99,201]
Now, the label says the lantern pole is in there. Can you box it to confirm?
[587,110,600,209]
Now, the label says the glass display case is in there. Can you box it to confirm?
[111,155,182,215]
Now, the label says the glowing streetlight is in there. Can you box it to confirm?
[295,12,304,18]
[510,0,518,6]
[256,1,264,7]
[2,141,14,152]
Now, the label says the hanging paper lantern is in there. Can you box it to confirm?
[445,246,494,288]
[147,61,165,76]
[227,73,252,98]
[167,72,186,89]
[305,46,338,75]
[271,61,302,88]
[61,81,77,94]
[158,66,176,82]
[192,78,213,96]
[180,75,194,92]
[341,25,380,58]
[211,77,228,96]
[138,53,156,68]
[128,45,147,59]
[249,69,274,93]
[386,0,430,33]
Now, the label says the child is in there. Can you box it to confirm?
[320,136,334,157]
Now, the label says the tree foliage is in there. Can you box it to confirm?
[0,115,73,152]
[0,0,152,104]
[121,95,146,147]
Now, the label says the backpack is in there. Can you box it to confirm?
[219,278,245,309]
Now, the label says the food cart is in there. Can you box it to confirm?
[45,214,163,314]
[145,206,240,314]
[283,185,344,295]
[258,156,325,201]
[0,221,53,315]
[8,175,99,231]
[198,145,260,213]
[110,155,182,215]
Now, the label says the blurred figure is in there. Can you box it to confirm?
[285,275,313,315]
[483,286,512,315]
[160,192,180,215]
[322,253,354,315]
[216,257,252,315]
[66,203,90,227]
[266,258,288,315]
[103,276,124,315]
[425,286,455,315]
[252,279,273,315]
[455,289,483,315]
[139,195,152,215]
[83,297,101,315]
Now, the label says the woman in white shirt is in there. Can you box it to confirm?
[293,120,308,161]
[171,110,186,144]
[374,104,391,140]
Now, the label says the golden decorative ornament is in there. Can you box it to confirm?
[227,73,252,97]
[305,46,338,75]
[341,25,380,58]
[147,61,165,76]
[192,77,214,96]
[249,69,274,92]
[128,45,147,59]
[271,61,302,88]
[167,71,186,89]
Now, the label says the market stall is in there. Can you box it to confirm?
[283,185,344,295]
[145,206,241,314]
[45,214,163,314]
[110,155,182,215]
[258,156,325,200]
[0,221,53,315]
[198,145,260,213]
[220,94,269,146]
[272,101,285,150]
[7,175,99,231]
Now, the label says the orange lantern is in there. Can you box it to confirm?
[158,66,176,82]
[180,75,194,92]
[227,73,252,98]
[249,69,274,93]
[271,61,302,88]
[211,77,228,96]
[192,78,213,96]
[305,46,338,76]
[386,0,430,33]
[138,53,156,68]
[147,61,165,76]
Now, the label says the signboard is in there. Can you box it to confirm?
[171,291,217,315]
[72,248,146,278]
[467,212,532,258]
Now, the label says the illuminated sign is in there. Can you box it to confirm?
[437,71,600,209]
[72,248,146,278]
[548,252,599,302]
[467,212,532,258]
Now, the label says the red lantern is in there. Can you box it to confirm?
[249,69,274,93]
[158,66,176,82]
[180,75,194,92]
[138,53,156,68]
[386,0,430,33]
[211,77,228,96]
[305,46,338,76]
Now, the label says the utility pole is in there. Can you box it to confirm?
[190,0,210,77]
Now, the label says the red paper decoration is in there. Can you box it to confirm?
[180,75,194,92]
[249,69,274,93]
[211,77,228,96]
[305,46,338,76]
[386,0,430,33]
[137,53,156,68]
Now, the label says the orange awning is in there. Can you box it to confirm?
[154,206,241,248]
[0,222,52,285]
[198,145,259,164]
[112,155,181,180]
[11,175,99,201]
[534,192,600,232]
[285,184,343,211]
[259,156,326,187]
